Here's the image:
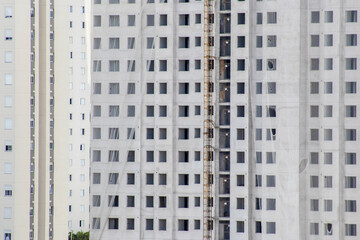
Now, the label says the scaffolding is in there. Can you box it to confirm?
[203,0,215,239]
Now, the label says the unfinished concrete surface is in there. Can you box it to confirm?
[90,0,360,239]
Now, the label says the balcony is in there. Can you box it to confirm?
[219,175,230,194]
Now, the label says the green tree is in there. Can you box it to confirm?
[68,231,89,240]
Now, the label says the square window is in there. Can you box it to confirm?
[311,35,320,47]
[346,82,356,93]
[267,59,276,70]
[147,37,154,49]
[346,11,357,23]
[267,12,277,24]
[266,222,276,234]
[238,13,246,24]
[146,219,154,230]
[238,36,245,48]
[267,35,276,47]
[109,15,120,27]
[346,58,357,70]
[179,14,190,26]
[311,59,319,70]
[310,82,319,94]
[160,37,167,48]
[237,221,245,233]
[324,11,333,23]
[346,106,357,118]
[324,34,333,47]
[128,15,136,26]
[160,14,167,26]
[346,34,357,46]
[311,11,320,23]
[311,199,319,211]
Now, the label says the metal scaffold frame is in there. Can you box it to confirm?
[203,0,215,239]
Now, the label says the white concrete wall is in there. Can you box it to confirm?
[91,1,360,240]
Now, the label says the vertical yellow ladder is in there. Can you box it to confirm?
[203,0,214,239]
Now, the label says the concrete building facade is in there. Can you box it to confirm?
[0,0,90,239]
[90,0,360,239]
[67,0,91,233]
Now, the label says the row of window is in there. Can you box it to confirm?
[69,5,85,14]
[94,36,201,49]
[310,152,357,165]
[68,204,86,212]
[92,82,273,96]
[68,220,86,229]
[91,173,272,187]
[310,105,360,118]
[92,127,248,141]
[310,10,359,23]
[93,58,358,74]
[92,195,202,208]
[92,105,250,120]
[91,217,276,234]
[68,174,86,182]
[103,150,195,163]
[92,59,203,72]
[92,149,203,162]
[93,12,277,27]
[68,144,86,151]
[310,199,358,212]
[93,82,201,95]
[92,172,201,185]
[93,105,201,118]
[94,0,184,4]
[310,223,356,236]
[69,113,87,122]
[69,21,85,29]
[23,195,360,221]
[92,149,272,165]
[93,127,203,140]
[68,189,86,197]
[92,149,360,165]
[94,14,202,27]
[93,35,279,50]
[310,34,359,47]
[310,176,357,188]
[310,128,360,141]
[92,217,201,231]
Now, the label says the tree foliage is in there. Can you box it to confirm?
[68,231,89,240]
